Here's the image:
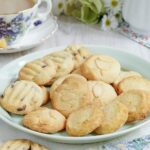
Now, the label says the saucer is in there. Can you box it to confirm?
[0,15,58,54]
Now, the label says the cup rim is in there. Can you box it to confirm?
[0,0,40,17]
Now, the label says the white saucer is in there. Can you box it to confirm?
[0,15,58,54]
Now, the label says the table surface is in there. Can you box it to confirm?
[0,16,150,150]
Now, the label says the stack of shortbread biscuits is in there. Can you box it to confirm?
[0,139,48,150]
[1,44,150,136]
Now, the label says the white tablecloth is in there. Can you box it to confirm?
[0,16,150,149]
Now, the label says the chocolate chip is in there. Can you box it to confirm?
[28,145,31,150]
[21,97,25,101]
[17,105,26,111]
[73,52,77,56]
[11,83,15,88]
[41,64,48,68]
[1,94,4,98]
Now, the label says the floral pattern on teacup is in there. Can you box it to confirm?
[0,11,43,45]
[0,13,34,45]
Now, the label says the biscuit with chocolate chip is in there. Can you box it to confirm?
[19,58,57,85]
[23,107,66,133]
[65,44,91,69]
[44,51,74,83]
[0,139,48,150]
[0,80,44,115]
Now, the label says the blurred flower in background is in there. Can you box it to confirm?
[65,0,105,24]
[104,0,122,13]
[52,0,67,15]
[101,14,118,31]
[52,0,123,30]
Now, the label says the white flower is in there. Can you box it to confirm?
[52,0,67,16]
[103,0,122,13]
[101,14,118,31]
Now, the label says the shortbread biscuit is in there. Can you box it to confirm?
[66,102,103,136]
[23,107,66,133]
[0,80,44,115]
[0,139,48,150]
[95,101,128,134]
[50,74,83,94]
[118,76,150,94]
[19,58,57,85]
[88,81,117,105]
[81,55,121,83]
[41,86,49,105]
[65,44,91,69]
[50,74,93,117]
[115,90,149,122]
[113,71,142,92]
[44,51,74,80]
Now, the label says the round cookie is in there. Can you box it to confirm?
[0,80,44,115]
[19,58,57,85]
[113,71,142,93]
[0,139,48,150]
[88,81,117,106]
[50,74,84,94]
[50,74,93,117]
[44,51,74,80]
[66,102,103,136]
[81,55,121,83]
[118,76,150,94]
[115,90,149,123]
[22,107,66,133]
[65,44,91,69]
[95,101,128,134]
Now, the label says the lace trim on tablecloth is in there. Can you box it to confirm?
[119,22,150,49]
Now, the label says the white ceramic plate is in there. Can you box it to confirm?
[0,45,150,144]
[0,15,58,54]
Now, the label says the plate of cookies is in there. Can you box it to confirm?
[0,44,150,144]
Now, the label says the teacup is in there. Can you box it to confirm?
[0,0,52,45]
[123,0,150,35]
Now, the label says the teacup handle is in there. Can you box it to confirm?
[29,0,52,30]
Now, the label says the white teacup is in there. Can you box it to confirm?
[123,0,150,35]
[0,0,52,45]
